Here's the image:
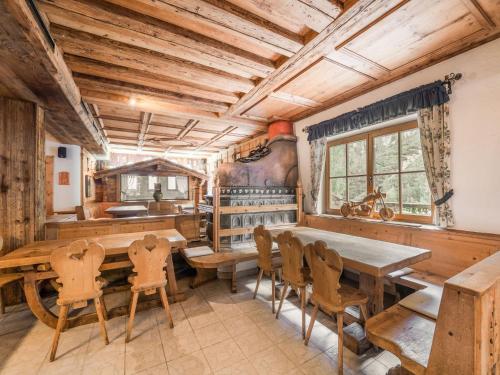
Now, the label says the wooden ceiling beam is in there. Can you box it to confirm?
[82,89,268,131]
[196,126,237,150]
[137,111,153,149]
[51,25,255,93]
[177,119,199,140]
[65,55,239,104]
[298,0,344,19]
[74,74,229,113]
[105,0,303,57]
[39,0,275,78]
[224,0,403,118]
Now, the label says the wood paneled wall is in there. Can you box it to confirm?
[0,97,45,254]
[305,215,500,278]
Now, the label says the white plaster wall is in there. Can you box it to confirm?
[294,38,500,235]
[45,133,81,212]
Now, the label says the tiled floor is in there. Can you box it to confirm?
[0,276,400,374]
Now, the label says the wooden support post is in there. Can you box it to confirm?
[213,178,221,252]
[194,179,201,214]
[296,180,303,225]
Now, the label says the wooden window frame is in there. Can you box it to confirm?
[325,121,434,224]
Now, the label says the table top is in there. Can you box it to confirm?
[0,229,187,269]
[105,205,148,213]
[269,226,431,277]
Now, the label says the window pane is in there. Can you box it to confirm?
[374,133,399,174]
[401,128,425,172]
[329,145,346,177]
[402,172,432,216]
[347,140,367,176]
[373,174,400,213]
[167,176,177,190]
[329,178,346,209]
[120,174,188,200]
[347,176,367,203]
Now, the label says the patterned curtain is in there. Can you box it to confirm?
[417,103,455,227]
[309,138,327,214]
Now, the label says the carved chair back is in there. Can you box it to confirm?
[277,231,305,285]
[50,240,106,305]
[128,234,171,291]
[254,225,274,271]
[304,240,343,307]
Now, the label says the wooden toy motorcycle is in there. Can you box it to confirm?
[340,188,395,221]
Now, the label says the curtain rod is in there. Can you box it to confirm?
[302,73,462,134]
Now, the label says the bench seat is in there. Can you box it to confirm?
[398,285,443,320]
[366,304,435,375]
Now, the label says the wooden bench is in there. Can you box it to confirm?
[181,246,279,292]
[367,251,500,374]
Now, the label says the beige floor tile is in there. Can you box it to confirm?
[247,305,279,326]
[376,351,400,369]
[357,360,390,375]
[300,352,342,375]
[161,328,201,362]
[214,359,258,375]
[230,293,265,314]
[222,314,259,338]
[167,350,211,375]
[202,338,246,371]
[134,363,169,375]
[278,334,322,366]
[38,353,86,375]
[259,319,298,344]
[207,296,244,319]
[326,346,377,372]
[249,346,297,375]
[234,328,273,357]
[194,321,230,348]
[186,306,220,330]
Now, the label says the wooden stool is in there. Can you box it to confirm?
[49,240,109,362]
[304,240,369,375]
[126,234,174,342]
[253,225,282,313]
[275,231,311,338]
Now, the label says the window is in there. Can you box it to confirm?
[326,122,433,223]
[120,175,189,201]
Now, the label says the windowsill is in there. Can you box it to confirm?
[314,213,442,231]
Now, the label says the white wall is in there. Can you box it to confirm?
[45,133,81,212]
[294,38,500,235]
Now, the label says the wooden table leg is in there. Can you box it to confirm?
[24,272,60,329]
[165,253,184,302]
[359,273,385,316]
[231,263,237,293]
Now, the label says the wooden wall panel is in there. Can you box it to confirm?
[0,97,45,254]
[305,215,500,278]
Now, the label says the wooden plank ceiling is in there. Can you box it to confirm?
[36,0,500,155]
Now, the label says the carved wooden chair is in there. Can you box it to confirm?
[0,236,23,315]
[304,240,369,375]
[126,234,174,342]
[275,231,311,338]
[49,240,109,362]
[253,225,282,313]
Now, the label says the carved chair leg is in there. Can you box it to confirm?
[126,291,139,343]
[271,271,276,314]
[50,304,69,362]
[159,287,174,329]
[253,268,264,299]
[337,312,344,375]
[94,298,109,345]
[300,286,306,339]
[304,304,319,346]
[275,280,289,319]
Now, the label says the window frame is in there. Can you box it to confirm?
[120,174,189,202]
[325,121,434,224]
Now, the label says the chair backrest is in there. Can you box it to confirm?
[277,231,305,285]
[305,240,343,307]
[254,225,273,271]
[128,234,171,290]
[148,201,180,215]
[50,240,106,304]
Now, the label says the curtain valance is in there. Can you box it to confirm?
[306,81,450,142]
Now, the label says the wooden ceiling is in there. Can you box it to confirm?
[32,0,500,154]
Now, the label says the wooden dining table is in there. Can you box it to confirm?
[105,205,148,218]
[269,226,431,316]
[0,229,187,329]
